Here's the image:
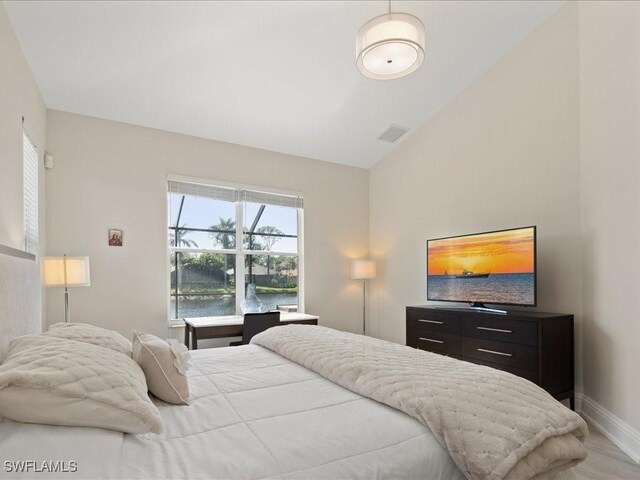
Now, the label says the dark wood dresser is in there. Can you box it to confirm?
[406,306,574,408]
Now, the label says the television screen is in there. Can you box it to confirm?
[427,226,536,307]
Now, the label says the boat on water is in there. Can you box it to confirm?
[455,269,490,279]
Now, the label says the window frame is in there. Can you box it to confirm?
[167,174,304,325]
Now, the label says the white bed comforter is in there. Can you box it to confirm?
[252,325,588,480]
[0,344,465,480]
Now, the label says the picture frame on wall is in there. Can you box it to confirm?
[108,229,123,247]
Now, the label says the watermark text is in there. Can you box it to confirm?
[4,460,78,473]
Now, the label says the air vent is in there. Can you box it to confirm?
[377,124,410,143]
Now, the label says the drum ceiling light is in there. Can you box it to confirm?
[356,2,425,80]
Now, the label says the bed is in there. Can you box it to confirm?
[0,323,587,480]
[0,343,465,479]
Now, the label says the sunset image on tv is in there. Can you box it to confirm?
[426,227,536,306]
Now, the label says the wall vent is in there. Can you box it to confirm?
[377,124,410,143]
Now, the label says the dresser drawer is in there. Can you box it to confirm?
[407,309,460,334]
[407,307,574,405]
[461,315,538,346]
[415,331,460,357]
[468,357,539,384]
[461,337,537,371]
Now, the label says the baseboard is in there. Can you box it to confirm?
[577,393,640,464]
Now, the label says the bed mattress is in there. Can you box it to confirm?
[0,345,466,479]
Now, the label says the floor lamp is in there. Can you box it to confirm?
[351,259,376,335]
[43,255,91,323]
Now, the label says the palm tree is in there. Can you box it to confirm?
[209,217,236,284]
[209,217,236,248]
[170,224,198,248]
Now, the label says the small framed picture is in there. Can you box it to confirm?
[108,229,123,247]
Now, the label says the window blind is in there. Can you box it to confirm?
[240,189,303,209]
[23,131,38,255]
[168,180,238,203]
[168,180,303,209]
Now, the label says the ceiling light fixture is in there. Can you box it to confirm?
[356,1,426,80]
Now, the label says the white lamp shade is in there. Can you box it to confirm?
[42,256,91,287]
[356,13,425,80]
[351,259,376,280]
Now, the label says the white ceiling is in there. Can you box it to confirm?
[4,1,563,168]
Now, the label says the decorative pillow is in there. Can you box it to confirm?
[0,335,162,434]
[132,331,190,405]
[46,322,133,356]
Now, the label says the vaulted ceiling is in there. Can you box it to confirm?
[4,1,563,167]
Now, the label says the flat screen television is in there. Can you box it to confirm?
[426,226,536,308]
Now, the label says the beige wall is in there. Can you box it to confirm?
[579,1,640,432]
[0,3,46,251]
[369,3,581,350]
[45,110,369,341]
[370,0,640,437]
[0,2,47,335]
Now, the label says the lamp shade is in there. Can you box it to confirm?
[351,259,376,280]
[356,12,425,80]
[42,256,91,287]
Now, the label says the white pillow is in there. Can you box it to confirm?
[0,335,162,434]
[132,331,190,405]
[46,322,133,356]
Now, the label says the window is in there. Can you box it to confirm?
[168,178,303,320]
[23,130,38,255]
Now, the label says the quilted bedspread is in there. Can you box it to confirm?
[252,325,588,480]
[0,343,467,479]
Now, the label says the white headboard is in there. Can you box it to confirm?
[0,244,41,361]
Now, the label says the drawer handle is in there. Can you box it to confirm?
[419,319,444,325]
[476,326,513,334]
[419,337,444,344]
[477,348,512,357]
